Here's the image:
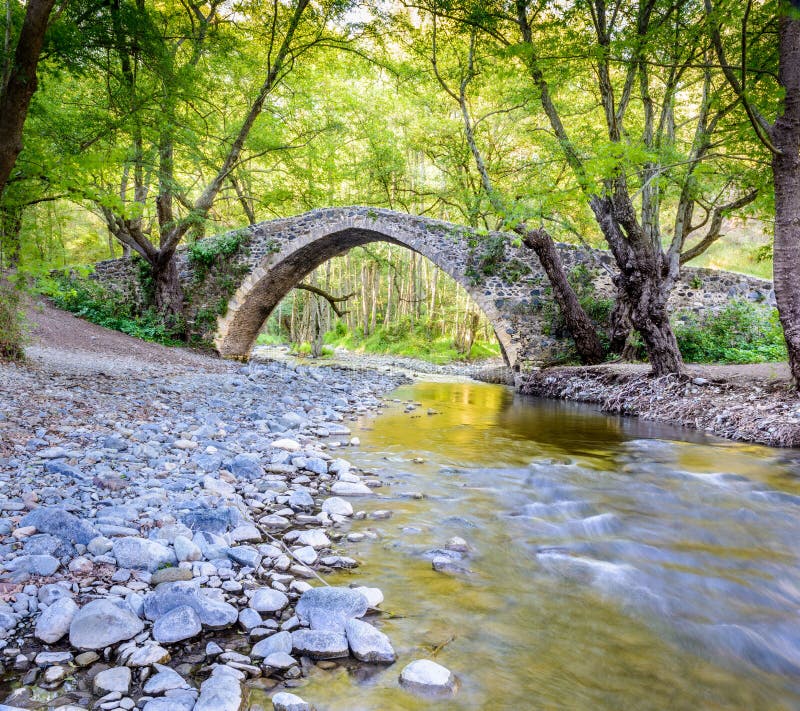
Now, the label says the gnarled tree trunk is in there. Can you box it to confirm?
[152,256,184,328]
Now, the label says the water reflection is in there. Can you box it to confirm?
[267,381,800,711]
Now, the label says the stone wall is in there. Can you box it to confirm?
[89,207,775,366]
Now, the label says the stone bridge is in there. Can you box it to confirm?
[91,206,774,369]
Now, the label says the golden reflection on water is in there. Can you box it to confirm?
[251,381,800,711]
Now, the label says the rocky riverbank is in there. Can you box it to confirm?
[519,364,800,448]
[0,307,461,711]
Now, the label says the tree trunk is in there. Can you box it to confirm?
[0,0,55,190]
[773,15,800,386]
[616,264,684,376]
[522,228,605,365]
[152,257,184,330]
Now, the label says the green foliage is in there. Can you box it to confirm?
[0,280,26,361]
[39,273,184,346]
[674,300,787,364]
[467,235,531,285]
[187,232,248,282]
[323,319,501,364]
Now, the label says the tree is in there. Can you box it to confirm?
[426,13,605,364]
[423,0,762,375]
[0,0,55,192]
[707,0,800,385]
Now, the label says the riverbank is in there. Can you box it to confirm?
[519,362,800,448]
[0,302,450,710]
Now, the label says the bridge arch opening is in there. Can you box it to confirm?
[214,225,510,365]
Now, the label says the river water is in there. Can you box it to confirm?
[280,379,800,710]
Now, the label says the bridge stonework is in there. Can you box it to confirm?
[91,207,775,369]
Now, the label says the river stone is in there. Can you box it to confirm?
[250,631,292,659]
[399,659,457,694]
[330,481,372,496]
[153,605,202,644]
[21,507,98,544]
[321,497,353,517]
[250,588,289,613]
[69,599,144,650]
[143,581,238,629]
[194,665,243,711]
[123,642,170,667]
[35,597,78,644]
[231,453,264,479]
[93,666,131,695]
[295,529,330,549]
[113,537,175,572]
[295,586,368,632]
[143,664,189,694]
[345,618,396,663]
[151,566,193,585]
[288,489,314,511]
[5,554,60,577]
[352,586,384,609]
[226,545,262,569]
[271,439,301,452]
[173,535,202,562]
[291,629,349,659]
[263,652,297,670]
[271,691,310,711]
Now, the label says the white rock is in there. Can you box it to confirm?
[250,588,289,613]
[330,481,372,496]
[35,597,78,644]
[321,497,353,517]
[93,666,131,695]
[352,586,383,609]
[271,439,301,452]
[272,691,310,711]
[399,659,457,694]
[295,529,330,549]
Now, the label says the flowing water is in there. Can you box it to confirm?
[268,379,800,710]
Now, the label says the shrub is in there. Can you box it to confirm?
[673,300,787,364]
[0,279,25,361]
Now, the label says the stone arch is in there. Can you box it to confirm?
[214,211,517,365]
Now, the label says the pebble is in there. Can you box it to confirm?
[93,666,132,695]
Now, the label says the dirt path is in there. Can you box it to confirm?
[21,298,235,377]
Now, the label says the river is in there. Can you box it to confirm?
[267,379,800,710]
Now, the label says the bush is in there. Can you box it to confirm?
[0,279,25,361]
[39,274,184,347]
[673,300,787,364]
